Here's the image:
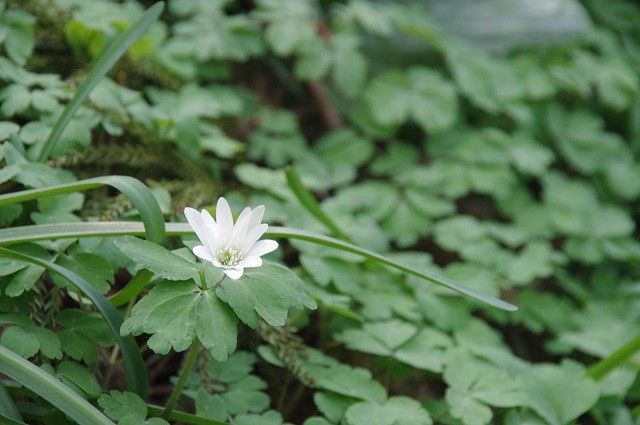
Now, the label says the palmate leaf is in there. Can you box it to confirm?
[57,309,114,364]
[337,321,452,373]
[122,261,315,357]
[216,261,317,328]
[524,360,600,425]
[187,351,270,421]
[120,280,238,359]
[0,314,62,360]
[98,391,171,425]
[365,67,458,133]
[345,397,432,425]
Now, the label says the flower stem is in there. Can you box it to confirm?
[199,268,208,290]
[162,340,201,419]
[587,332,640,380]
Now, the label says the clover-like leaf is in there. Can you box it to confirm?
[345,396,432,425]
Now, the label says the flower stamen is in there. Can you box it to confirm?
[216,247,240,266]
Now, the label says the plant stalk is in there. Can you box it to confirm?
[587,333,640,380]
[162,340,201,419]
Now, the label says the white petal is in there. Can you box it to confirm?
[231,207,252,245]
[184,208,210,248]
[201,209,217,232]
[200,209,219,250]
[216,197,234,236]
[192,245,214,263]
[223,268,243,280]
[246,239,278,258]
[247,205,265,232]
[237,256,262,268]
[241,223,268,255]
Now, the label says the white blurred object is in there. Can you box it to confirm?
[428,0,591,52]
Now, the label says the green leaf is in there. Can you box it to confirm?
[115,236,198,281]
[99,391,148,422]
[132,282,200,354]
[314,392,354,423]
[122,280,238,357]
[187,352,270,420]
[505,241,559,285]
[215,273,286,328]
[57,360,102,398]
[53,252,114,294]
[1,327,39,359]
[338,320,417,355]
[443,350,524,425]
[216,261,316,328]
[196,291,238,361]
[0,314,62,360]
[234,411,284,425]
[366,68,457,133]
[446,44,524,113]
[523,360,599,425]
[394,328,453,373]
[5,263,45,297]
[57,309,114,363]
[345,397,432,425]
[0,84,29,116]
[337,322,452,373]
[301,350,387,402]
[36,2,165,161]
[2,9,35,65]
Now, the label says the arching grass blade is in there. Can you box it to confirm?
[0,176,165,244]
[0,222,517,311]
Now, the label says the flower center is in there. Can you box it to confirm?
[217,247,241,266]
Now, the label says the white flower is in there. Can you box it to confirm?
[184,197,278,280]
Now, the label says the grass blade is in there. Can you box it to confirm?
[109,269,154,307]
[0,176,165,244]
[0,247,148,398]
[267,226,517,311]
[0,222,517,311]
[0,346,115,425]
[285,167,352,241]
[0,381,21,422]
[587,333,640,380]
[0,413,27,425]
[36,2,165,161]
[147,405,230,425]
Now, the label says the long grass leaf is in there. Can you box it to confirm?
[0,222,517,311]
[35,2,165,161]
[285,167,352,242]
[0,176,165,244]
[0,381,21,422]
